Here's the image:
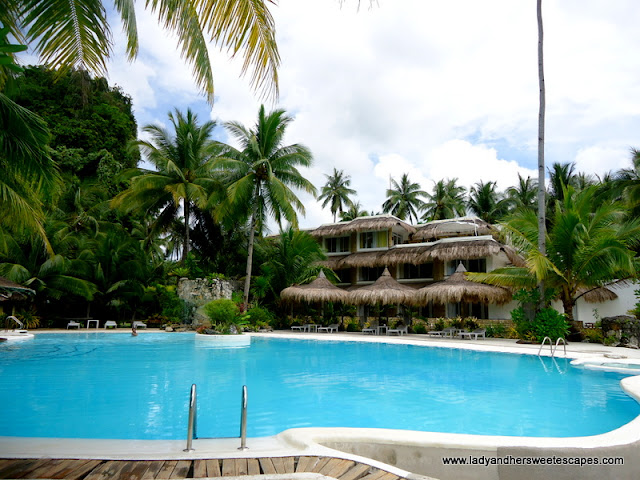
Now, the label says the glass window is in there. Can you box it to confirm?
[392,233,403,245]
[359,266,385,282]
[359,231,388,249]
[325,236,350,253]
[401,262,433,279]
[447,258,487,275]
[334,269,351,284]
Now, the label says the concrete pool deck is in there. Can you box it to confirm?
[3,329,640,480]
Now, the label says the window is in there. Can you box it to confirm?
[325,236,350,253]
[334,269,351,284]
[401,262,433,279]
[359,266,385,282]
[447,258,487,275]
[392,233,403,246]
[359,231,388,249]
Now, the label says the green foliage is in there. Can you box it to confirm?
[346,321,361,332]
[203,298,249,333]
[485,324,507,338]
[434,318,446,331]
[412,323,427,334]
[246,306,274,326]
[512,306,568,342]
[583,328,604,344]
[630,288,640,319]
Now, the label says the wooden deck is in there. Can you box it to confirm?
[0,456,404,480]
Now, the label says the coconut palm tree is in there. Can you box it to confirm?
[339,201,368,221]
[421,178,467,222]
[547,162,577,203]
[467,181,509,224]
[111,108,221,262]
[469,186,640,322]
[318,168,356,222]
[9,0,280,102]
[382,173,427,224]
[213,105,316,308]
[506,174,537,212]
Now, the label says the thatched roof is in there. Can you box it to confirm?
[412,217,496,242]
[311,215,416,237]
[318,255,348,270]
[421,237,526,266]
[280,271,349,303]
[415,263,512,306]
[580,286,619,303]
[0,277,35,302]
[349,268,418,305]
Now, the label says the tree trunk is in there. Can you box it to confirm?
[183,199,190,263]
[561,294,575,323]
[243,205,258,311]
[537,0,547,309]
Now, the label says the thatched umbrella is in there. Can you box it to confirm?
[0,277,35,302]
[281,270,349,304]
[415,263,511,306]
[349,268,418,306]
[579,286,618,303]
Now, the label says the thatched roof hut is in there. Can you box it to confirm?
[349,268,418,306]
[0,277,35,302]
[280,271,349,303]
[412,217,496,242]
[311,215,416,237]
[415,263,511,306]
[580,286,619,303]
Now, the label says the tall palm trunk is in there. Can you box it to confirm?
[537,0,547,308]
[243,194,259,310]
[183,199,190,263]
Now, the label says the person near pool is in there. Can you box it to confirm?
[132,325,138,336]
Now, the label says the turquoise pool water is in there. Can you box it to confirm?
[0,333,638,439]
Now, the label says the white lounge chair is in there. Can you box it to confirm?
[290,325,304,331]
[428,327,456,337]
[132,321,147,329]
[362,327,376,334]
[67,320,81,329]
[387,325,408,336]
[104,321,117,329]
[459,328,486,340]
[318,323,339,333]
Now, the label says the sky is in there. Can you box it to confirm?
[40,0,640,230]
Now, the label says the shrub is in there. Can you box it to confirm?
[434,318,446,331]
[346,321,361,332]
[203,299,249,333]
[583,328,604,344]
[485,324,507,338]
[412,323,427,334]
[463,317,479,330]
[513,305,569,342]
[246,306,275,327]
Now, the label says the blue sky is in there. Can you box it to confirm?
[20,0,640,230]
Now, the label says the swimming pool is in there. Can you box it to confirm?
[1,333,638,440]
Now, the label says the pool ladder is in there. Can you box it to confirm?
[538,336,567,357]
[184,384,248,452]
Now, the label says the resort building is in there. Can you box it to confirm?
[308,215,636,323]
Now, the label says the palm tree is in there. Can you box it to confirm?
[421,178,467,221]
[112,108,220,262]
[506,174,537,212]
[547,162,577,203]
[467,181,508,224]
[610,148,640,216]
[536,0,547,309]
[382,173,426,224]
[213,105,316,308]
[318,168,356,222]
[9,0,280,102]
[339,201,368,221]
[469,186,640,322]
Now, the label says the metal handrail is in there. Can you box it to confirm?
[6,315,24,330]
[239,385,248,450]
[553,337,567,357]
[538,336,553,357]
[184,384,197,452]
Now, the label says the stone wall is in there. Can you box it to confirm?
[177,277,241,325]
[601,314,640,348]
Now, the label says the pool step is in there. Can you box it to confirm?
[0,456,407,480]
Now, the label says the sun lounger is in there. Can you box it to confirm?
[67,320,81,329]
[428,327,457,337]
[459,328,486,340]
[317,323,339,333]
[132,321,147,329]
[104,321,117,329]
[362,327,376,334]
[290,325,304,331]
[387,325,408,336]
